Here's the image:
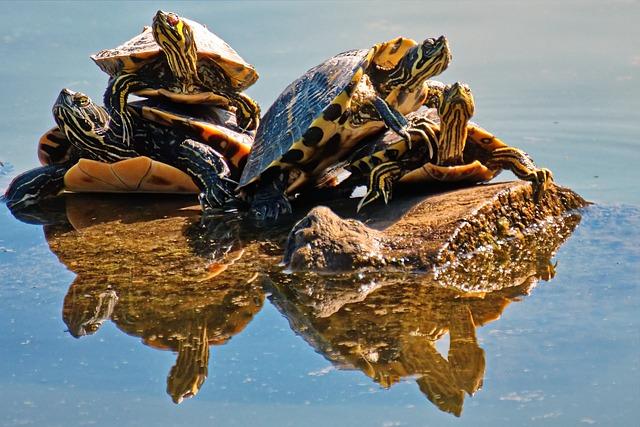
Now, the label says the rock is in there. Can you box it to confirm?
[283,206,384,272]
[283,182,588,273]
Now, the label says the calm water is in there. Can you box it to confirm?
[1,1,639,426]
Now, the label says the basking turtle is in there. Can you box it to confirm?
[340,83,553,210]
[3,89,252,211]
[92,10,260,144]
[237,36,452,221]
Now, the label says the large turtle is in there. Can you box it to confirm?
[92,10,260,144]
[335,82,553,210]
[3,89,252,211]
[237,36,453,221]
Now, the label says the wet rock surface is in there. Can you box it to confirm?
[282,206,384,272]
[284,182,588,275]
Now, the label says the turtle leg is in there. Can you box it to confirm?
[248,173,292,222]
[486,146,553,200]
[174,139,237,212]
[104,73,154,146]
[371,96,412,145]
[350,116,440,211]
[466,125,554,199]
[357,161,403,212]
[227,91,261,132]
[3,163,72,211]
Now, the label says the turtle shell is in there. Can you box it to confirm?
[91,17,258,91]
[37,101,253,194]
[238,49,370,188]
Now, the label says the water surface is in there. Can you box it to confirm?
[1,1,639,426]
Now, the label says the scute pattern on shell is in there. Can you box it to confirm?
[238,49,369,187]
[91,18,257,89]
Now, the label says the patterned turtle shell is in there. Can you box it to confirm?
[238,49,370,188]
[91,18,258,91]
[37,102,253,194]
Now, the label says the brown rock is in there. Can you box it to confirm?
[283,182,588,276]
[283,206,384,272]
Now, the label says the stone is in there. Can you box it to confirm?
[283,206,384,272]
[283,182,588,274]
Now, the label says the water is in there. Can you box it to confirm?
[1,1,639,426]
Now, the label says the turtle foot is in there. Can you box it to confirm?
[249,192,292,223]
[531,168,554,202]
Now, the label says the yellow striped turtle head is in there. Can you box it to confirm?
[152,10,198,85]
[383,36,451,93]
[440,82,475,122]
[53,89,109,142]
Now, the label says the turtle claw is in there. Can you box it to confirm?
[356,189,384,213]
[531,168,554,201]
[199,183,235,214]
[250,196,292,223]
[357,162,402,212]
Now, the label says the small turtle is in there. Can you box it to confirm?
[3,89,252,211]
[339,83,553,210]
[92,10,260,143]
[237,36,452,221]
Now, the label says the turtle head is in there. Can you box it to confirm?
[440,82,475,122]
[152,10,199,87]
[53,89,109,141]
[384,36,451,92]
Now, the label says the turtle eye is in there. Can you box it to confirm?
[72,93,89,107]
[167,13,180,26]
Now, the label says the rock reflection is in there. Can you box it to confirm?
[268,212,582,416]
[38,194,264,404]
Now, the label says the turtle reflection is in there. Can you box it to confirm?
[41,194,264,404]
[268,212,581,416]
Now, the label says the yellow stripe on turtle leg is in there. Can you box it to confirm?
[357,161,402,212]
[487,147,554,198]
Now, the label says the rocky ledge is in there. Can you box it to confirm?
[283,182,588,280]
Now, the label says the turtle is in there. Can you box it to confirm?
[236,35,453,221]
[3,89,253,211]
[91,10,260,145]
[335,82,553,211]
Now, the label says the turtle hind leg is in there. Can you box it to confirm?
[174,139,237,212]
[248,171,292,222]
[486,147,554,200]
[3,163,71,211]
[357,161,403,212]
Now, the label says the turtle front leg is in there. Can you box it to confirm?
[371,96,412,145]
[3,163,72,211]
[357,161,403,212]
[485,146,554,200]
[465,125,554,199]
[248,173,292,222]
[104,73,154,146]
[174,139,237,212]
[350,115,439,211]
[227,92,261,132]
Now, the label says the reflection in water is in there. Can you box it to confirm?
[268,212,581,416]
[37,195,264,404]
[8,191,583,413]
